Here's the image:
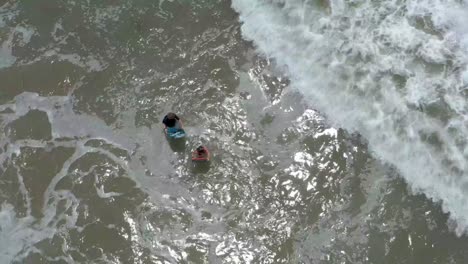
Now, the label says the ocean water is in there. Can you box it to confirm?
[1,0,468,263]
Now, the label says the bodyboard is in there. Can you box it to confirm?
[167,127,186,139]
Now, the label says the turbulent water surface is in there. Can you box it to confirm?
[1,0,468,263]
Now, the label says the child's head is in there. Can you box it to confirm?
[167,112,176,119]
[196,146,205,153]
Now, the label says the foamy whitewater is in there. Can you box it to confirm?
[232,0,468,234]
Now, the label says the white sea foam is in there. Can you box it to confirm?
[0,204,58,262]
[0,5,35,69]
[0,3,17,69]
[0,28,16,69]
[232,0,468,234]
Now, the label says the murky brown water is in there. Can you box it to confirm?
[1,0,468,263]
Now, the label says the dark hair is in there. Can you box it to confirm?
[167,112,176,119]
[197,146,205,152]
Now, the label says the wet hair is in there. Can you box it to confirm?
[167,112,176,119]
[197,146,205,153]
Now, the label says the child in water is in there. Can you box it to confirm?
[162,112,183,128]
[192,145,210,161]
[162,112,184,136]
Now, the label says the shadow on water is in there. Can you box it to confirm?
[167,137,186,153]
[191,160,210,174]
